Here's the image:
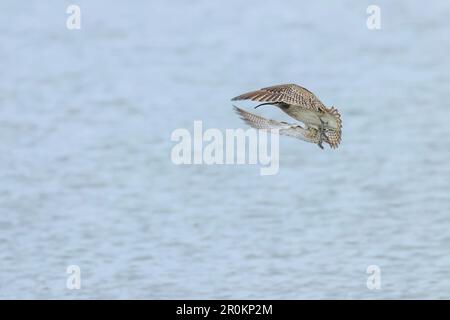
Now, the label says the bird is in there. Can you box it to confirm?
[234,106,327,145]
[231,84,342,149]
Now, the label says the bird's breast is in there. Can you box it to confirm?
[281,106,321,126]
[280,105,340,130]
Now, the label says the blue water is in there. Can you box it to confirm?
[1,0,450,299]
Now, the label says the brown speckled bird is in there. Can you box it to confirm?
[232,84,342,149]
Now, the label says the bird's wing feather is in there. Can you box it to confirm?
[232,83,327,113]
[324,127,341,149]
[234,106,320,144]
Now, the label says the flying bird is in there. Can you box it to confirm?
[232,84,342,149]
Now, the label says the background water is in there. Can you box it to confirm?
[1,0,450,299]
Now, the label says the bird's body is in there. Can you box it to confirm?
[277,103,340,131]
[232,84,342,149]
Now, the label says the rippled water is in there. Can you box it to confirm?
[1,0,450,299]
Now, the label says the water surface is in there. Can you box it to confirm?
[1,0,450,299]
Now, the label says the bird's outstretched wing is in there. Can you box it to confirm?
[234,106,322,145]
[231,83,326,113]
